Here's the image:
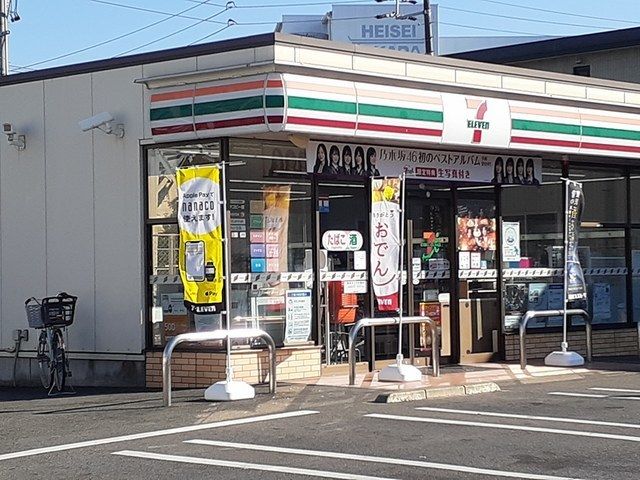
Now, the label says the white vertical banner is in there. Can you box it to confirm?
[370,178,402,311]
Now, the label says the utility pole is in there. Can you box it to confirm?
[423,0,432,55]
[376,0,434,55]
[1,0,8,75]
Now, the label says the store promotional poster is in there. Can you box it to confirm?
[262,185,290,274]
[371,177,402,311]
[177,165,224,313]
[566,180,588,301]
[307,141,542,184]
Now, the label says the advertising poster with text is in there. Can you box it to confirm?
[177,165,224,313]
[308,141,542,185]
[566,181,587,301]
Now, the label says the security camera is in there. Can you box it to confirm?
[3,123,15,136]
[78,112,125,138]
[3,123,25,151]
[78,112,115,132]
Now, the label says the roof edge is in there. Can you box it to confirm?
[0,33,276,87]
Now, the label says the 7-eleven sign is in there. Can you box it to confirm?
[467,99,489,143]
[441,94,510,148]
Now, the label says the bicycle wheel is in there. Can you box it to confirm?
[36,331,53,390]
[51,329,66,392]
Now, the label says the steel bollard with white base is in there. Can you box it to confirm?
[378,353,422,382]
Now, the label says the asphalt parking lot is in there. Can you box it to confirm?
[2,370,640,479]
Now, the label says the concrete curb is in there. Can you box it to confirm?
[375,382,501,403]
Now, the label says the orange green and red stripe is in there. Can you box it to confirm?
[510,104,640,155]
[149,77,285,138]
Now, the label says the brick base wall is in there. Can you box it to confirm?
[146,346,321,389]
[505,328,639,361]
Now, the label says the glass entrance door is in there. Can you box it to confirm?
[405,185,454,362]
[317,183,369,365]
[456,190,500,362]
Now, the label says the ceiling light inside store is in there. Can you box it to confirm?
[270,170,308,176]
[229,153,306,162]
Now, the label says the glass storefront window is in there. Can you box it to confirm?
[146,144,221,346]
[630,230,640,323]
[632,171,640,224]
[567,165,627,326]
[146,139,312,347]
[147,143,220,220]
[569,165,627,224]
[502,162,630,329]
[227,139,312,346]
[575,228,627,325]
[149,224,197,346]
[501,161,564,329]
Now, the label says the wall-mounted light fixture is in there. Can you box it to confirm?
[2,123,26,151]
[78,112,125,138]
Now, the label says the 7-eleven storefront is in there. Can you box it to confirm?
[143,35,640,388]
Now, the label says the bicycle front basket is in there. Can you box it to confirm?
[42,295,77,327]
[25,299,45,329]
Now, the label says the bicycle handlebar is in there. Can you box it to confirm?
[25,292,77,306]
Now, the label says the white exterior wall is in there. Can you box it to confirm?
[0,65,146,356]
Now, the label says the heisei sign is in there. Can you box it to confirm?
[321,230,364,251]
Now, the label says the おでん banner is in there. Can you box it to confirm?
[177,165,224,313]
[371,178,402,311]
[307,141,542,185]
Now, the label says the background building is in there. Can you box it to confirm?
[450,26,640,83]
[278,3,554,55]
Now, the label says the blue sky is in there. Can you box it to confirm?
[5,0,640,73]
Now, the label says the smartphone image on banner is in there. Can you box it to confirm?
[185,241,205,282]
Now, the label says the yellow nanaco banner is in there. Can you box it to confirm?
[177,165,224,313]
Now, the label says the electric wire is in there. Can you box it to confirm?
[438,21,551,37]
[188,23,233,45]
[87,0,635,32]
[466,0,639,25]
[183,0,372,7]
[439,5,624,30]
[23,0,223,68]
[20,0,635,70]
[113,4,232,56]
[88,0,228,24]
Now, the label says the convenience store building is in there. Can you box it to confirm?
[1,33,639,387]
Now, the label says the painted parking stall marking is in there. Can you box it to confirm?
[589,387,640,394]
[548,392,608,399]
[158,439,586,480]
[366,413,640,443]
[0,410,318,462]
[549,391,640,401]
[415,407,640,430]
[113,450,397,480]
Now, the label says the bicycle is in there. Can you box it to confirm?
[25,292,77,393]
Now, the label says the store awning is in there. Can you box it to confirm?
[148,72,640,158]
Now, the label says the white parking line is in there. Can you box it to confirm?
[415,407,640,430]
[590,387,640,394]
[548,392,607,398]
[0,410,318,462]
[366,413,640,443]
[113,450,397,480]
[549,392,640,401]
[184,439,584,480]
